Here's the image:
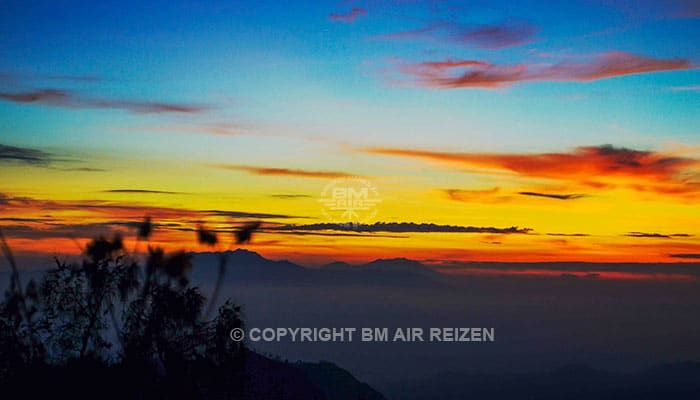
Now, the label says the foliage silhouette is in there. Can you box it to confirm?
[0,218,257,398]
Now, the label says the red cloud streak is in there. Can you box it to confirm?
[367,145,700,195]
[399,52,693,88]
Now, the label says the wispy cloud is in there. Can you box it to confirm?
[0,193,30,206]
[1,142,105,172]
[669,253,700,259]
[518,191,586,200]
[367,145,700,196]
[438,265,697,281]
[443,188,586,203]
[329,8,367,23]
[624,232,694,239]
[0,217,50,223]
[263,230,406,239]
[210,164,357,179]
[0,143,52,164]
[270,222,532,234]
[0,194,301,220]
[376,20,537,49]
[102,189,183,195]
[454,21,537,49]
[396,52,693,89]
[270,194,312,199]
[56,167,108,172]
[442,187,510,203]
[123,122,248,137]
[1,220,406,241]
[0,222,134,240]
[0,88,209,114]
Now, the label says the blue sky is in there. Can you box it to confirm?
[2,0,698,158]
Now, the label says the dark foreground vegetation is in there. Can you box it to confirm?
[0,219,385,399]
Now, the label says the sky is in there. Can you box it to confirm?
[1,0,699,266]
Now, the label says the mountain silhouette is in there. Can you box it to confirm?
[191,250,443,288]
[246,353,386,400]
[324,257,437,276]
[297,361,386,400]
[191,249,312,282]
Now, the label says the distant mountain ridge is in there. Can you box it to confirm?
[323,257,438,276]
[188,249,700,287]
[191,249,311,282]
[190,250,442,287]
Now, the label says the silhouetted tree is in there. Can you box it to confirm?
[0,217,259,398]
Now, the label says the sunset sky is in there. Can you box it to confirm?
[1,0,699,265]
